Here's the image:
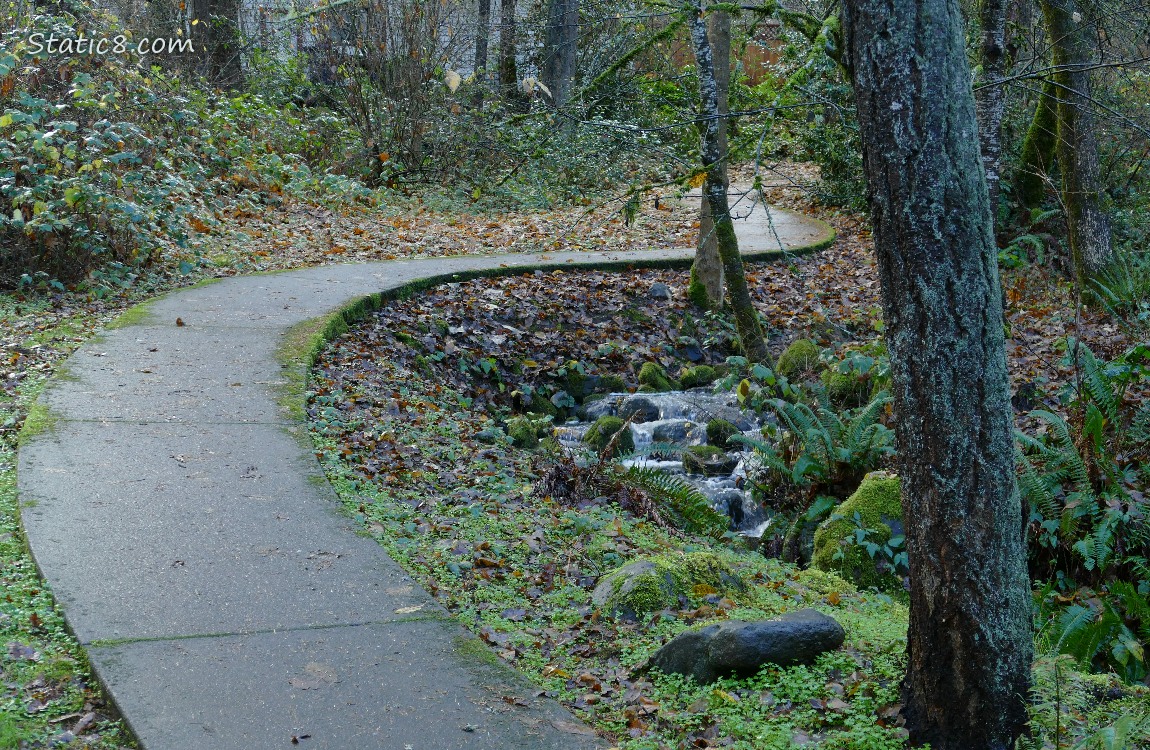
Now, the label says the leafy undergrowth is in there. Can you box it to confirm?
[308,353,1147,749]
[308,355,912,749]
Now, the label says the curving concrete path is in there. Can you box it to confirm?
[17,204,833,749]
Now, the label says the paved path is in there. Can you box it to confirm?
[17,204,833,749]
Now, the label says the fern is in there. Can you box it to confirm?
[622,465,729,538]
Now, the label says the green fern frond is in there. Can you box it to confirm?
[623,465,729,538]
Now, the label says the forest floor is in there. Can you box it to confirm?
[304,194,1149,748]
[2,163,1148,748]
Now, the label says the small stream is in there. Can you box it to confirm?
[554,390,771,537]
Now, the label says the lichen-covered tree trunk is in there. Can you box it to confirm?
[1015,77,1058,212]
[974,0,1008,215]
[841,1,1033,748]
[1038,0,1115,286]
[690,9,730,310]
[687,2,768,363]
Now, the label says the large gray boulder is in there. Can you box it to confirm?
[648,609,845,683]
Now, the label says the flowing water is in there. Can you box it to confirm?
[554,390,771,537]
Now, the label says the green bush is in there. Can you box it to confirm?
[0,2,361,288]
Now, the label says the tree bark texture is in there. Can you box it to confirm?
[542,0,579,107]
[1038,0,1115,286]
[498,0,527,109]
[841,1,1033,748]
[191,0,243,87]
[974,0,1008,215]
[474,0,492,107]
[687,2,768,363]
[1015,77,1058,212]
[691,9,730,310]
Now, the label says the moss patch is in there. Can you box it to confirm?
[679,365,717,389]
[17,403,57,447]
[812,472,903,591]
[638,362,678,392]
[593,551,746,619]
[776,339,821,378]
[583,415,634,456]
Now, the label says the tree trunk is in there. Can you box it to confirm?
[687,2,768,363]
[543,0,579,107]
[191,0,244,87]
[1038,0,1116,286]
[690,9,730,310]
[974,0,1008,216]
[1015,77,1058,213]
[841,1,1033,748]
[498,0,526,109]
[474,0,492,107]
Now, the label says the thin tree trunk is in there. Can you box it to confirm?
[1038,0,1115,286]
[543,0,579,107]
[841,1,1033,748]
[1016,77,1059,212]
[474,0,492,107]
[687,2,768,363]
[974,0,1008,215]
[498,0,526,109]
[690,9,730,310]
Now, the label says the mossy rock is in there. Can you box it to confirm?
[638,362,679,392]
[506,416,551,449]
[583,415,634,456]
[683,445,738,476]
[529,391,559,417]
[776,339,822,378]
[705,418,740,449]
[680,365,717,389]
[595,374,628,394]
[822,370,871,408]
[812,472,903,591]
[591,552,746,619]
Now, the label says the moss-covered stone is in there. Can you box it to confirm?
[595,374,628,394]
[583,415,634,456]
[529,391,559,418]
[705,418,740,449]
[776,339,821,378]
[638,362,678,392]
[822,370,871,408]
[591,552,746,619]
[506,416,546,449]
[683,445,738,475]
[679,365,717,389]
[812,472,903,591]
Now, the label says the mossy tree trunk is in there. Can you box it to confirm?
[841,1,1033,748]
[1015,76,1059,213]
[687,1,768,363]
[974,0,1008,216]
[1038,0,1115,287]
[691,9,730,310]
